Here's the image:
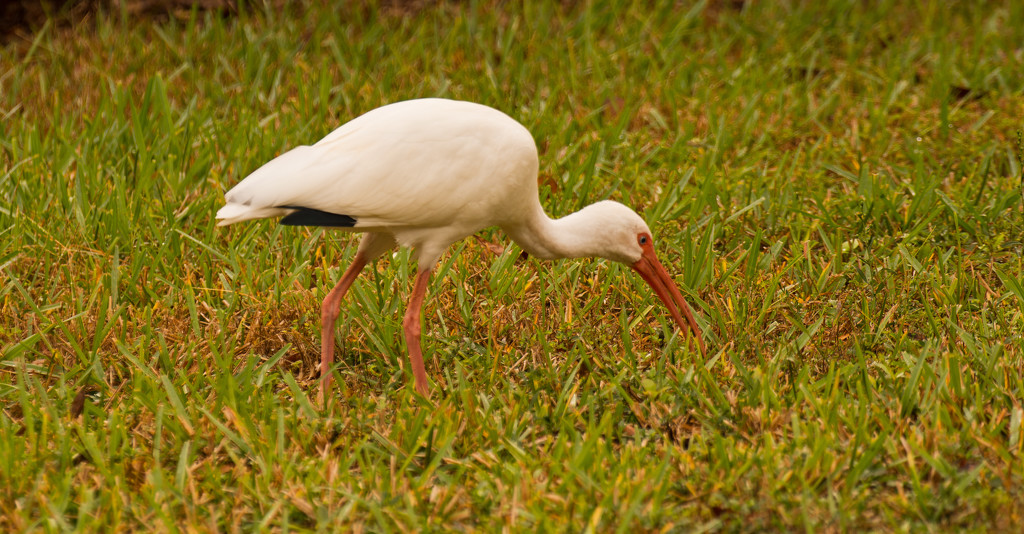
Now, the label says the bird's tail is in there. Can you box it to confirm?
[215,202,287,226]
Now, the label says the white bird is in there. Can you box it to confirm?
[217,98,707,398]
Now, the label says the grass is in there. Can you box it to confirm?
[2,0,1024,530]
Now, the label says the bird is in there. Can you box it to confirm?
[216,98,707,399]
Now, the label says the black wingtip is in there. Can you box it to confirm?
[278,206,357,228]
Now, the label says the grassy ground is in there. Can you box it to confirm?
[2,0,1024,530]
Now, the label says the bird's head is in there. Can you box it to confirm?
[577,200,708,356]
[573,200,653,264]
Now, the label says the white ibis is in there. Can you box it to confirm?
[216,98,707,398]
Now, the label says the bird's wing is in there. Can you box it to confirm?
[220,100,539,230]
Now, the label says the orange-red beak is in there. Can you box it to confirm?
[631,247,707,356]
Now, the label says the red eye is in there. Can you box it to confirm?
[637,233,650,246]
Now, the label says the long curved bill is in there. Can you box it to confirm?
[631,247,707,356]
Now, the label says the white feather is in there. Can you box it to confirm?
[218,99,538,236]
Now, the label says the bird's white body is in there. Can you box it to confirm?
[217,98,705,397]
[218,98,616,266]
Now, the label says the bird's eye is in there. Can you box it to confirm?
[637,233,650,246]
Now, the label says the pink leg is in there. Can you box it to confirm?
[402,268,433,396]
[319,252,368,403]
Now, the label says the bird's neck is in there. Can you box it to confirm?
[503,206,598,261]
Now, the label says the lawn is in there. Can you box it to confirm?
[2,0,1024,531]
